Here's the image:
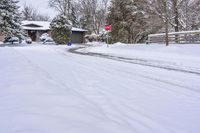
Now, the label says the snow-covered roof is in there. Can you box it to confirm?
[72,27,87,32]
[22,21,50,30]
[22,21,87,32]
[22,26,50,31]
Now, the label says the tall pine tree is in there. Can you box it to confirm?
[107,0,147,43]
[0,0,24,39]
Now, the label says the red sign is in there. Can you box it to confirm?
[105,24,110,31]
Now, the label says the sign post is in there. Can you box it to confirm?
[105,24,110,47]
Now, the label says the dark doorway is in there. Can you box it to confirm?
[28,31,37,41]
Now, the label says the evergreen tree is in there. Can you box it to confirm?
[107,0,148,43]
[50,15,72,44]
[0,0,24,39]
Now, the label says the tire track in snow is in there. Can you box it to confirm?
[67,46,200,95]
[12,47,136,131]
[25,45,200,133]
[52,47,178,132]
[68,47,200,76]
[56,47,199,132]
[50,46,198,95]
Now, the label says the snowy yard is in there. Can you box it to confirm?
[85,43,200,74]
[0,43,200,133]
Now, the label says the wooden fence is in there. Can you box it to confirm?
[147,30,200,44]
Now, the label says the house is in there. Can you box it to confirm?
[22,21,87,43]
[22,21,51,42]
[0,21,87,43]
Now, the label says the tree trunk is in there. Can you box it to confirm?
[185,0,189,30]
[165,19,169,46]
[173,0,179,43]
[184,0,189,43]
[164,0,169,46]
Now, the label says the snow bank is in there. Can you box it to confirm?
[86,41,106,46]
[86,43,200,70]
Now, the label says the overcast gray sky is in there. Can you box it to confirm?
[18,0,57,18]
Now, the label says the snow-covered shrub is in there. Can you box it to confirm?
[50,15,72,45]
[40,33,49,42]
[99,30,113,44]
[85,34,101,42]
[25,37,32,44]
[43,37,54,44]
[3,36,19,44]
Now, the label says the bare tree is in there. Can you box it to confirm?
[145,0,170,46]
[22,3,37,20]
[49,0,80,26]
[164,0,169,46]
[168,0,185,42]
[101,0,109,25]
[36,14,50,21]
[48,0,71,17]
[78,0,109,34]
[187,0,200,30]
[22,3,50,21]
[48,0,109,33]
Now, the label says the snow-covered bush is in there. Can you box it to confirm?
[84,32,113,44]
[50,15,72,44]
[99,30,113,44]
[40,33,49,42]
[25,37,32,44]
[3,37,19,44]
[85,34,101,42]
[43,37,54,44]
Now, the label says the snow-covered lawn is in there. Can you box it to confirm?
[0,43,200,133]
[86,43,200,71]
[87,43,200,59]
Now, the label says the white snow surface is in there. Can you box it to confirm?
[0,43,200,133]
[86,42,200,73]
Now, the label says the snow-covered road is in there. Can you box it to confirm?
[0,44,200,133]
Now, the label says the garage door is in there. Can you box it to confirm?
[71,31,84,43]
